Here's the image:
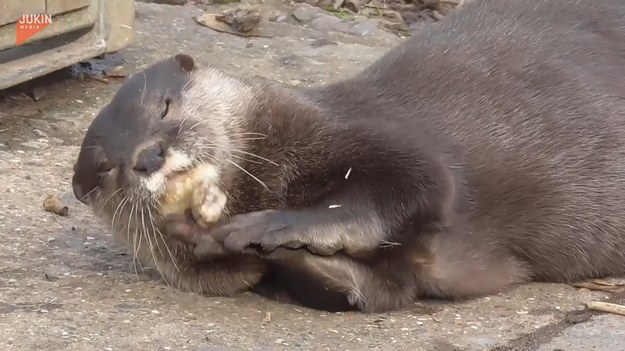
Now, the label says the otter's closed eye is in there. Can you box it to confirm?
[96,158,115,182]
[97,170,112,183]
[161,97,172,119]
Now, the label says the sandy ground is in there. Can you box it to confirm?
[1,2,624,350]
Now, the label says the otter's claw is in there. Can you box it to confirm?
[192,181,227,226]
[164,213,226,257]
[208,210,296,253]
[210,210,341,256]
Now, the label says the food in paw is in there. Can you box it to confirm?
[159,164,220,217]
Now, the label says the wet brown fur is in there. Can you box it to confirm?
[73,0,625,313]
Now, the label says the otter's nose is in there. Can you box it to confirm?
[133,143,165,176]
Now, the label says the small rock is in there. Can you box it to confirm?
[20,141,48,149]
[13,107,41,117]
[311,38,338,47]
[24,159,45,166]
[29,87,47,101]
[138,0,189,5]
[379,19,407,32]
[292,4,323,22]
[0,151,12,159]
[348,20,379,36]
[310,14,342,31]
[215,8,261,33]
[103,66,130,78]
[44,273,59,281]
[274,14,289,23]
[350,15,369,23]
[268,11,289,23]
[281,55,299,66]
[32,129,48,137]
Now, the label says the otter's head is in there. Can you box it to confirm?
[72,53,253,249]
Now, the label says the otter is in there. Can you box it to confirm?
[72,0,625,313]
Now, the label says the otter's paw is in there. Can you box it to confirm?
[211,210,342,255]
[192,181,227,226]
[164,213,226,257]
[210,210,306,253]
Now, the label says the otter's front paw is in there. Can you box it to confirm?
[164,213,226,257]
[210,210,340,255]
[192,181,227,226]
[209,210,303,253]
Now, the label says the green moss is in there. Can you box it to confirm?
[323,7,354,20]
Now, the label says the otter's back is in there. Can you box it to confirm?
[314,0,625,280]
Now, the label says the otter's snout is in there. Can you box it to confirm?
[72,175,90,205]
[133,143,166,176]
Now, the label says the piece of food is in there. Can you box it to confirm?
[160,172,200,216]
[191,181,227,227]
[159,164,221,219]
[43,194,69,216]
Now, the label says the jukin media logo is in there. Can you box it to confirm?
[16,14,53,46]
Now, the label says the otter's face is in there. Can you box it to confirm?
[71,53,249,246]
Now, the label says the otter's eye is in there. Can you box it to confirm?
[97,170,111,183]
[161,97,171,119]
[96,158,115,183]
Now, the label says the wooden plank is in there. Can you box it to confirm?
[46,0,91,16]
[0,1,47,26]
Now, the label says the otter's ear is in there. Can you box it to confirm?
[174,53,196,74]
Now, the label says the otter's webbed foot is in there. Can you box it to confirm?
[164,213,226,257]
[210,209,343,256]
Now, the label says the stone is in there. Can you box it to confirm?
[310,14,342,31]
[348,19,378,36]
[20,141,48,150]
[292,4,324,22]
